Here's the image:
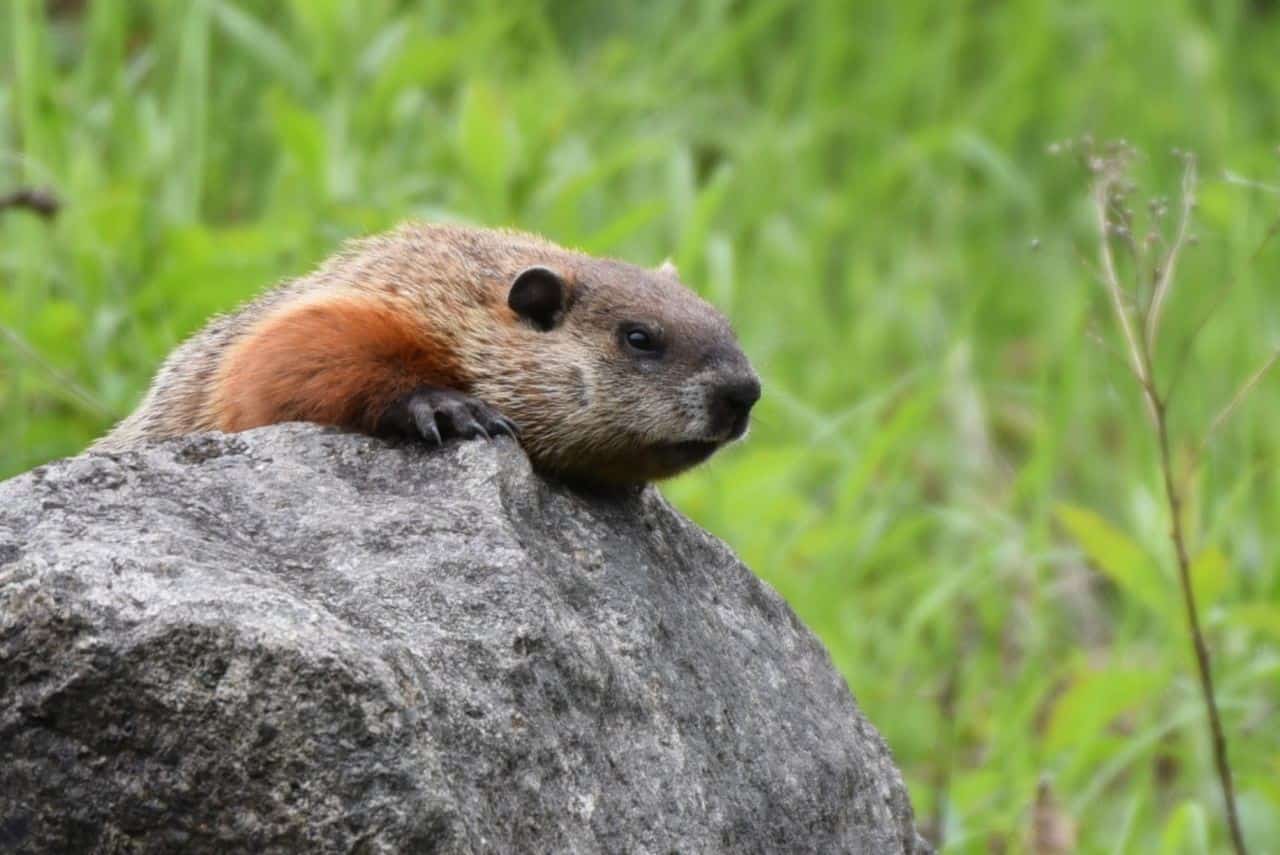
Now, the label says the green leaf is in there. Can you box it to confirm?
[1233,604,1280,641]
[1160,800,1210,855]
[1056,504,1172,620]
[209,0,313,97]
[1046,663,1166,754]
[267,90,326,189]
[1188,547,1230,610]
[456,82,516,216]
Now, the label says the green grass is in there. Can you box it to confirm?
[4,1,1280,850]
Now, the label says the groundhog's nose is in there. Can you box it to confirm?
[712,375,761,439]
[721,376,762,412]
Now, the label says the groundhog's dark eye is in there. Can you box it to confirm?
[622,325,661,355]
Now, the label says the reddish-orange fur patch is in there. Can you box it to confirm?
[211,295,463,434]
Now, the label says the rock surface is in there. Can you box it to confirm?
[0,424,925,854]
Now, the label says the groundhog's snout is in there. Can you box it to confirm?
[708,373,761,440]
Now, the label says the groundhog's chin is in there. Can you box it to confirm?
[647,439,722,474]
[545,439,725,486]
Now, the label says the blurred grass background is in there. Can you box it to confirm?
[3,1,1279,850]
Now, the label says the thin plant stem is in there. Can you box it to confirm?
[0,325,112,418]
[1090,154,1249,855]
[1152,396,1248,855]
[1197,348,1280,465]
[1146,158,1197,352]
[1092,173,1154,410]
[1094,186,1146,383]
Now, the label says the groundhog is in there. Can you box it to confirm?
[93,223,761,484]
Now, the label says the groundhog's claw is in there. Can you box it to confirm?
[379,387,518,446]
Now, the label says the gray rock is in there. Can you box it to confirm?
[0,424,925,854]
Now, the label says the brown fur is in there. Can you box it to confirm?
[211,294,462,433]
[94,223,758,484]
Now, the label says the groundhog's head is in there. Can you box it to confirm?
[483,256,760,485]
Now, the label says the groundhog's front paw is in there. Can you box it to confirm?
[377,387,518,445]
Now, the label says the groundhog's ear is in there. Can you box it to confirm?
[508,266,569,332]
[657,259,679,278]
